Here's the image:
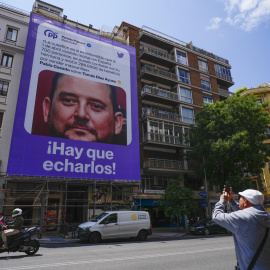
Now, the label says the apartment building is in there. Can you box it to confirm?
[240,83,270,212]
[118,22,234,226]
[0,3,30,213]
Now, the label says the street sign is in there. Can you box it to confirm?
[198,192,207,196]
[200,202,208,207]
[202,196,208,201]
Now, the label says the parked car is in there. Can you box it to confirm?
[189,218,231,235]
[77,211,152,243]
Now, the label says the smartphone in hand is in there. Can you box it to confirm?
[225,181,231,194]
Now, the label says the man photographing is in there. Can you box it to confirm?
[212,187,270,269]
[42,73,124,144]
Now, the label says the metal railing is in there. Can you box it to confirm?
[0,2,29,15]
[144,158,188,171]
[218,88,230,97]
[216,72,233,83]
[139,45,175,61]
[141,85,180,101]
[193,46,229,65]
[140,65,178,81]
[143,132,185,146]
[142,108,182,122]
[139,26,230,65]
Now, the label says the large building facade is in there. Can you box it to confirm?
[0,3,30,213]
[118,23,234,225]
[1,1,234,231]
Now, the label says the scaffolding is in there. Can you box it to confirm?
[2,176,139,236]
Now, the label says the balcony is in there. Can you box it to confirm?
[139,45,176,68]
[193,46,229,65]
[218,88,234,98]
[143,189,165,195]
[140,65,178,86]
[141,85,180,104]
[216,72,234,87]
[143,158,189,172]
[142,108,182,123]
[143,132,187,147]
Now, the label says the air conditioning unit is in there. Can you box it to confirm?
[124,194,132,201]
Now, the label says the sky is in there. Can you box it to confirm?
[3,0,270,93]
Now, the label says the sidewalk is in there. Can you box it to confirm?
[39,227,189,244]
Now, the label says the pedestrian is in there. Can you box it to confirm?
[212,187,270,270]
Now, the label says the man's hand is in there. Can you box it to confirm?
[220,185,233,202]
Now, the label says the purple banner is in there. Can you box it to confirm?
[7,13,140,181]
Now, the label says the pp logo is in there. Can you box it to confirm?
[44,30,58,39]
[87,43,91,47]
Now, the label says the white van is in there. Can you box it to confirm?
[77,211,152,243]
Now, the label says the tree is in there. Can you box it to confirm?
[189,91,270,192]
[159,180,198,230]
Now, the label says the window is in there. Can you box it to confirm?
[1,53,14,68]
[198,59,208,73]
[182,107,194,124]
[0,112,3,133]
[183,127,190,146]
[201,79,211,90]
[257,99,262,105]
[264,127,270,139]
[0,80,9,96]
[101,213,118,224]
[38,4,49,11]
[180,87,192,103]
[6,27,18,42]
[178,69,190,84]
[203,96,213,103]
[141,175,155,190]
[176,50,188,65]
[214,64,232,81]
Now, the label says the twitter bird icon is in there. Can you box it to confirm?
[117,52,124,58]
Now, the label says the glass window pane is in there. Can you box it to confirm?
[7,30,12,40]
[7,56,13,67]
[180,87,192,103]
[11,30,18,41]
[1,55,7,66]
[0,81,9,96]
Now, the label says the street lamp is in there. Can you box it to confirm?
[203,156,210,218]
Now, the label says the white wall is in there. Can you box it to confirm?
[0,4,29,212]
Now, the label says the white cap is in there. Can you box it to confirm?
[238,189,264,206]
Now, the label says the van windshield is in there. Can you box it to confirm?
[91,212,109,222]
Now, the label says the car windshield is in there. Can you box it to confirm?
[192,218,211,226]
[91,212,109,222]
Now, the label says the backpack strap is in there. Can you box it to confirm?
[247,228,269,270]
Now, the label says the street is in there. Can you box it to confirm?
[0,235,236,270]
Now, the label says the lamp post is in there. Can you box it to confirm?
[203,156,210,218]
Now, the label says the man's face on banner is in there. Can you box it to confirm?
[43,75,123,143]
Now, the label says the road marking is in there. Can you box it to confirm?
[1,246,233,269]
